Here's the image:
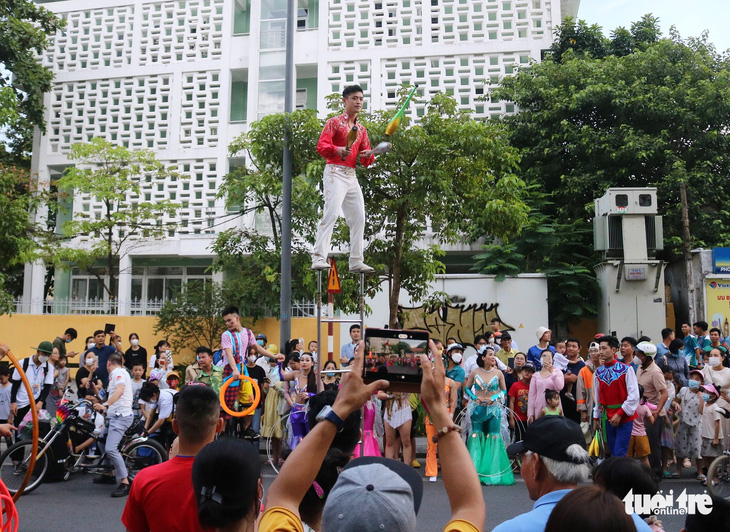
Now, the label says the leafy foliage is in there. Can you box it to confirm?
[49,138,181,299]
[0,165,44,313]
[154,282,228,355]
[0,1,64,165]
[215,92,529,326]
[490,17,730,322]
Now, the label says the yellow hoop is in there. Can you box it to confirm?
[219,375,261,418]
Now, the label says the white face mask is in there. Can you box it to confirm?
[38,355,50,364]
[86,358,95,366]
[451,353,463,364]
[709,357,722,368]
[131,339,139,346]
[248,355,257,364]
[477,345,487,354]
[87,342,95,350]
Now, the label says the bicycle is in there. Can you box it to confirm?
[707,450,730,500]
[0,397,167,495]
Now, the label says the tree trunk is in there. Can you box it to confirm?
[680,182,695,323]
[388,207,406,328]
[106,200,116,300]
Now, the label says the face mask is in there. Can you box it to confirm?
[702,393,711,402]
[324,372,335,377]
[87,343,95,350]
[688,380,701,390]
[257,340,264,346]
[65,338,72,343]
[709,357,722,367]
[86,358,95,366]
[131,339,139,346]
[247,355,257,364]
[451,353,463,364]
[477,345,487,354]
[38,355,50,364]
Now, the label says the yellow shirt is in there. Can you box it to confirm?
[495,349,512,366]
[259,507,304,532]
[259,507,480,532]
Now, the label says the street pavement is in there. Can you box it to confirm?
[14,459,711,531]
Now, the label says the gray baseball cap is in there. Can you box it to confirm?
[321,456,423,532]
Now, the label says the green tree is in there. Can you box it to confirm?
[0,165,43,313]
[0,1,64,165]
[49,138,181,300]
[359,89,528,327]
[215,92,528,327]
[492,20,730,321]
[154,282,228,357]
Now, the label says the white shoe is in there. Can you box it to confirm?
[349,262,374,274]
[311,257,331,270]
[429,476,437,482]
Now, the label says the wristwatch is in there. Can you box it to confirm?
[316,405,344,431]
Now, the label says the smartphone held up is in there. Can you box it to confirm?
[362,328,429,393]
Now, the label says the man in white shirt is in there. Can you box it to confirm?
[93,352,134,497]
[340,324,360,367]
[10,341,55,429]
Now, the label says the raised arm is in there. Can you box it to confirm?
[263,342,388,517]
[420,340,485,529]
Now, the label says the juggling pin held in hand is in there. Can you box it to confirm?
[341,125,358,161]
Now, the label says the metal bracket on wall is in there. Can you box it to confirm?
[615,261,624,292]
[653,261,664,293]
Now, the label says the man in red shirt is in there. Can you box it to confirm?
[312,84,376,273]
[122,385,223,532]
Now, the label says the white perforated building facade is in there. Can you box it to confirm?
[23,0,578,315]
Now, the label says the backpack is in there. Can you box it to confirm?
[20,357,50,396]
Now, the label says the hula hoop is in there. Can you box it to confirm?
[1,348,38,502]
[219,375,261,418]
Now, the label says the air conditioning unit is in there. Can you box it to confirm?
[595,188,658,217]
[594,215,663,256]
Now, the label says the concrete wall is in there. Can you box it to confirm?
[340,274,549,352]
[0,314,335,367]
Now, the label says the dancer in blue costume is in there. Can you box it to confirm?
[464,348,515,486]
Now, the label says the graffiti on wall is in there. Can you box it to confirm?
[398,303,513,346]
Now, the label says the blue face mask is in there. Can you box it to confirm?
[702,393,711,402]
[688,380,700,390]
[324,372,335,377]
[477,344,487,354]
[65,338,72,343]
[257,340,265,346]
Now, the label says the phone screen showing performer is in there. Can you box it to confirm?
[363,328,429,393]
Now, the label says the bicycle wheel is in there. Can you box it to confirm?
[0,440,49,495]
[707,454,730,500]
[123,440,167,481]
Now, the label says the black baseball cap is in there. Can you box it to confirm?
[506,416,588,463]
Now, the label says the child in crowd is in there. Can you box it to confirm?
[48,354,70,416]
[508,362,534,442]
[698,383,725,485]
[0,366,12,449]
[553,340,569,371]
[629,385,656,467]
[674,370,704,478]
[660,366,677,478]
[130,363,146,419]
[541,389,563,417]
[166,371,181,391]
[148,353,170,389]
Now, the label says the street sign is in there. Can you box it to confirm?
[713,248,730,274]
[327,258,341,293]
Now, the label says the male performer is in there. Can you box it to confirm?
[312,84,376,273]
[593,335,639,457]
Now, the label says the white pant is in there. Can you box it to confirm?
[312,164,365,265]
